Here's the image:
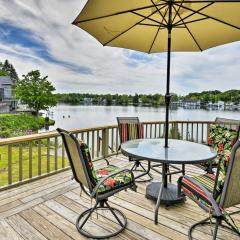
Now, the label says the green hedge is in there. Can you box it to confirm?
[0,113,54,138]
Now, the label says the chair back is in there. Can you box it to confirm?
[57,128,95,191]
[220,139,240,209]
[117,117,144,144]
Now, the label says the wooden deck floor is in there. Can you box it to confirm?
[0,154,240,240]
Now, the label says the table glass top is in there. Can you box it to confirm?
[121,139,217,164]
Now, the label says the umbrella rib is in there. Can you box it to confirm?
[150,0,168,25]
[173,2,214,26]
[172,5,203,51]
[73,3,166,25]
[132,11,167,27]
[148,26,162,54]
[139,23,165,27]
[103,4,168,46]
[172,0,185,23]
[175,17,209,27]
[148,6,169,53]
[174,2,240,30]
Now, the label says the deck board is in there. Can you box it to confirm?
[0,154,239,240]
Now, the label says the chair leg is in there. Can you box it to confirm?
[212,219,220,240]
[188,217,211,240]
[132,160,153,182]
[76,199,127,239]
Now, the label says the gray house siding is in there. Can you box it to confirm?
[0,76,17,112]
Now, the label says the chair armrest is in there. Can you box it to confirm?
[182,176,222,217]
[91,169,135,198]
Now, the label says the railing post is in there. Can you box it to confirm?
[102,128,109,158]
[172,121,179,139]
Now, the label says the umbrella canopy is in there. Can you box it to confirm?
[73,0,240,147]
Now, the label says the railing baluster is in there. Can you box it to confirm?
[87,131,90,146]
[19,144,23,181]
[150,124,152,138]
[47,138,50,173]
[29,142,32,179]
[55,137,58,171]
[38,140,42,176]
[111,128,114,153]
[201,124,204,143]
[8,145,12,185]
[97,130,100,157]
[62,139,65,168]
[92,131,95,158]
[116,128,119,152]
[196,123,199,143]
[145,124,148,138]
[181,123,183,140]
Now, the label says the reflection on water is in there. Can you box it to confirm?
[47,104,240,131]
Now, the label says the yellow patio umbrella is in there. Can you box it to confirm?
[73,0,240,147]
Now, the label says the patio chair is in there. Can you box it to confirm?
[200,117,240,173]
[117,117,153,182]
[178,138,240,239]
[57,128,136,239]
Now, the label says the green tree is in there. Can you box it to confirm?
[15,70,57,115]
[133,93,139,105]
[1,60,19,81]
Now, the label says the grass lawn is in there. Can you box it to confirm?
[0,144,69,187]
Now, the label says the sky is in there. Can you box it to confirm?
[0,0,239,95]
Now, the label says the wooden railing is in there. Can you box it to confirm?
[0,120,214,190]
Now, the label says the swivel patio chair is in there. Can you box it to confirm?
[117,117,153,182]
[57,128,136,239]
[178,138,240,239]
[200,117,240,173]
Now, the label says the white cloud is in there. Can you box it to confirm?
[0,0,239,95]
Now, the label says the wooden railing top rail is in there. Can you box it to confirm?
[0,120,215,146]
[0,124,116,145]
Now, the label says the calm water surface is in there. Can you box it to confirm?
[47,104,240,131]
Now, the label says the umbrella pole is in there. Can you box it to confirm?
[164,2,172,148]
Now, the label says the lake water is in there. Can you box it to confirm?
[47,104,240,131]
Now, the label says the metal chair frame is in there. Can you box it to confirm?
[179,139,240,240]
[57,128,136,239]
[117,117,153,182]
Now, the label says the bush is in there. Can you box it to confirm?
[0,113,54,138]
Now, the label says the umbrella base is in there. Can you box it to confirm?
[145,182,185,206]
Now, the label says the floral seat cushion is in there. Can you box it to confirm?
[79,141,133,194]
[201,124,238,169]
[181,173,216,210]
[95,165,133,194]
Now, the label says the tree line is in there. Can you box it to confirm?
[56,90,240,106]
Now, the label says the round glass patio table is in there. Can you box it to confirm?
[121,138,217,224]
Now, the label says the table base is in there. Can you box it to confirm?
[146,182,184,205]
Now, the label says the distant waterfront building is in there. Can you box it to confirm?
[182,100,201,109]
[207,101,224,110]
[0,76,17,112]
[83,97,92,105]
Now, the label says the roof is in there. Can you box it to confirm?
[0,76,12,85]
